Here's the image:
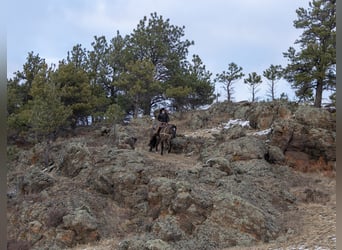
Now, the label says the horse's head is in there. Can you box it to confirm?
[149,133,159,149]
[169,124,177,139]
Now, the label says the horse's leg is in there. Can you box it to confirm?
[155,136,160,152]
[160,140,164,155]
[149,139,153,152]
[168,139,172,153]
[149,135,155,152]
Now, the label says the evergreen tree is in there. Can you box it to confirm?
[7,92,32,138]
[244,72,262,102]
[29,65,72,165]
[66,44,88,70]
[165,85,192,111]
[108,31,131,102]
[7,78,24,116]
[117,59,162,117]
[263,64,283,101]
[186,55,215,109]
[283,0,336,107]
[215,62,245,102]
[7,53,47,138]
[120,12,199,113]
[11,51,46,104]
[128,12,194,83]
[87,36,112,95]
[52,62,93,127]
[85,37,113,122]
[166,55,214,111]
[104,103,124,143]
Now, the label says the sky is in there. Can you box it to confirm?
[6,0,315,102]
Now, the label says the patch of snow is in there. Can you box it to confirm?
[252,128,272,136]
[197,104,211,110]
[223,119,250,129]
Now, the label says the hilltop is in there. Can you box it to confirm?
[7,101,336,250]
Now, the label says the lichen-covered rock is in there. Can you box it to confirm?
[218,136,268,161]
[270,105,336,163]
[145,239,172,250]
[267,145,286,164]
[294,105,335,130]
[19,167,55,195]
[62,206,100,245]
[196,193,272,248]
[152,215,184,242]
[57,142,93,178]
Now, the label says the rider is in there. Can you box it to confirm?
[156,108,170,135]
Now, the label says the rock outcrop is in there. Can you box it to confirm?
[7,101,335,249]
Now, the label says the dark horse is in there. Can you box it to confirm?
[159,124,177,155]
[149,124,177,155]
[149,131,160,152]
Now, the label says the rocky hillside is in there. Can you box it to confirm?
[7,101,336,250]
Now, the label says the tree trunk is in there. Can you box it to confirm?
[133,106,139,118]
[143,101,152,116]
[227,86,230,102]
[314,80,323,108]
[271,80,275,101]
[252,85,256,102]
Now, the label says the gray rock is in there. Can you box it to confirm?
[62,206,100,245]
[219,136,268,161]
[205,157,232,175]
[267,145,286,164]
[152,215,184,242]
[145,239,172,250]
[19,168,55,195]
[57,142,93,178]
[294,105,335,130]
[270,106,336,162]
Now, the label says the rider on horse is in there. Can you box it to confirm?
[156,107,170,135]
[149,107,176,153]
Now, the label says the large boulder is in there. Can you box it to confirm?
[270,105,336,165]
[294,105,336,130]
[218,136,268,161]
[56,142,93,178]
[61,206,100,246]
[18,167,55,195]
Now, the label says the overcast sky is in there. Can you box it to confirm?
[7,0,312,102]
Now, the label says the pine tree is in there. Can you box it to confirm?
[117,59,162,117]
[128,12,194,83]
[244,72,262,102]
[11,51,46,104]
[7,53,47,138]
[186,55,215,109]
[283,0,336,107]
[108,31,131,102]
[66,44,88,70]
[104,104,124,143]
[52,62,93,127]
[29,65,72,166]
[215,62,245,102]
[263,64,283,101]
